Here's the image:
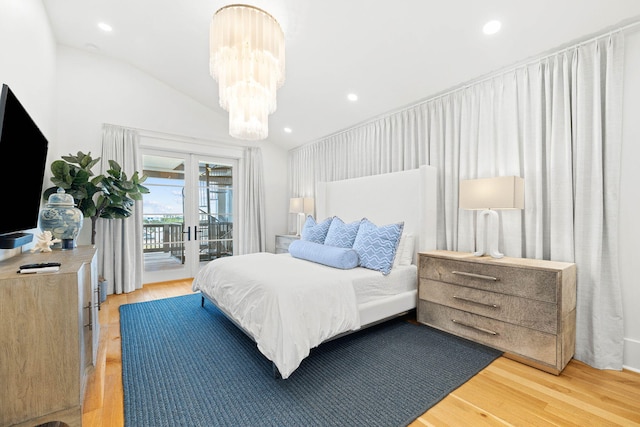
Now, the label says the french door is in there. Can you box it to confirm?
[141,149,236,283]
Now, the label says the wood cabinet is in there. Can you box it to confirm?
[0,246,98,427]
[275,234,300,254]
[417,250,576,374]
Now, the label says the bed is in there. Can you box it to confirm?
[192,165,438,378]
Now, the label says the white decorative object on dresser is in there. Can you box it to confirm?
[275,234,300,254]
[0,246,98,427]
[418,250,576,375]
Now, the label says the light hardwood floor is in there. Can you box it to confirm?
[82,280,640,426]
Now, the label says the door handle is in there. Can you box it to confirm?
[183,226,191,241]
[194,226,199,240]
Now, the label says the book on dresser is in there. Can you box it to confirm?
[417,250,576,375]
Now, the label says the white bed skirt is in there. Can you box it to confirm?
[358,290,417,327]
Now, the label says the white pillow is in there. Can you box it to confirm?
[393,233,415,266]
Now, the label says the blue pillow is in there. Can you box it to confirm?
[352,219,404,275]
[289,240,359,269]
[324,217,361,248]
[301,215,332,244]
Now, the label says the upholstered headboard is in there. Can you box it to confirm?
[316,165,438,262]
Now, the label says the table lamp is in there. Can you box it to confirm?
[459,176,524,258]
[289,197,315,236]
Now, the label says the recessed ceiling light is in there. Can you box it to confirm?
[483,20,501,35]
[347,93,358,102]
[284,127,292,133]
[98,22,113,32]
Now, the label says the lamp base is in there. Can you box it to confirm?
[295,212,305,236]
[474,209,504,259]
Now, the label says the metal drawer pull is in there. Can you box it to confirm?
[453,295,499,309]
[84,301,92,330]
[452,319,498,335]
[452,271,498,281]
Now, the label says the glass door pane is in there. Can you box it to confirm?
[196,162,233,268]
[140,151,236,283]
[141,153,190,282]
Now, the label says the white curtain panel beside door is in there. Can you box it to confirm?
[98,124,144,295]
[238,146,266,255]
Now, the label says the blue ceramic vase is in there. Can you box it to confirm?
[39,188,84,249]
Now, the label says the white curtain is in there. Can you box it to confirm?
[288,34,624,369]
[238,146,266,254]
[97,124,144,294]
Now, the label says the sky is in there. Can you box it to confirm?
[143,177,184,217]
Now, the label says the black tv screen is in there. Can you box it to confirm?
[0,84,49,238]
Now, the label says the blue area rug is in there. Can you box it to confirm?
[120,293,501,426]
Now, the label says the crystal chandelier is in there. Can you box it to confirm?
[210,4,285,141]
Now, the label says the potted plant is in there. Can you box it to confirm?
[43,151,149,245]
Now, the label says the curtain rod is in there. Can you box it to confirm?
[101,123,255,150]
[102,122,216,144]
[291,17,640,153]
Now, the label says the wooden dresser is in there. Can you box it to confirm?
[275,234,300,254]
[417,250,576,374]
[0,246,98,427]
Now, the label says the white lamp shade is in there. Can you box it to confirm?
[289,197,314,214]
[289,197,303,213]
[459,176,524,210]
[302,197,314,215]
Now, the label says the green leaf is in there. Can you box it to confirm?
[49,178,70,189]
[85,158,100,175]
[50,160,70,177]
[46,151,148,229]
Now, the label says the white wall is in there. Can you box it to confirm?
[54,46,288,253]
[0,0,56,260]
[620,30,640,373]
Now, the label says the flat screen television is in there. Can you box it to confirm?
[0,84,49,249]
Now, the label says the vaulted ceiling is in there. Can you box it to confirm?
[43,1,640,150]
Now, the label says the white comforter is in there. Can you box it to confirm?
[191,252,361,379]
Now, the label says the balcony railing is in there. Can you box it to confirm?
[143,222,232,263]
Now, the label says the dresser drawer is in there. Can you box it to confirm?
[419,256,558,304]
[419,278,558,334]
[419,300,557,367]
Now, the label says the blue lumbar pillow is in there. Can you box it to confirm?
[288,239,359,269]
[300,215,333,243]
[352,218,404,275]
[324,216,361,248]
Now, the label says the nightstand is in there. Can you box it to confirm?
[275,234,300,254]
[417,250,576,375]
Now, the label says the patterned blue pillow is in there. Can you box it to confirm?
[352,219,404,275]
[324,217,361,248]
[301,215,333,244]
